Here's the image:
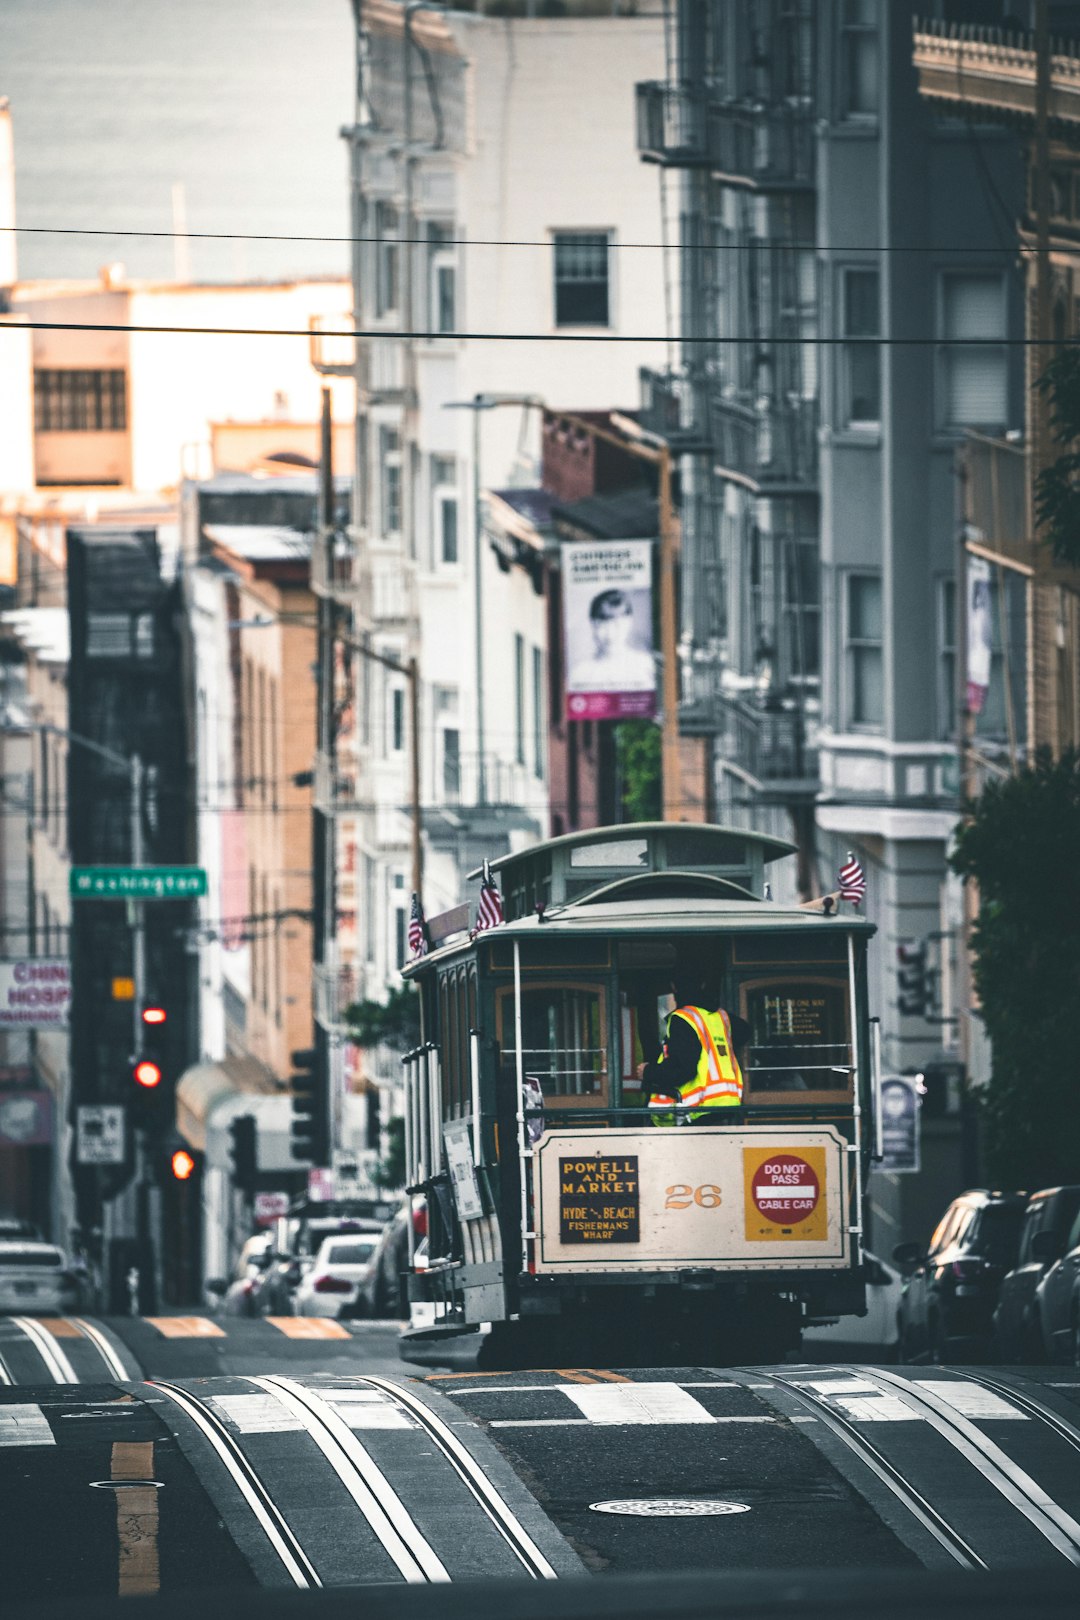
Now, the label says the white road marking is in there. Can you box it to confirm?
[562,1383,716,1425]
[797,1378,882,1395]
[448,1381,740,1396]
[327,1391,413,1431]
[212,1395,305,1435]
[71,1318,138,1381]
[0,1403,55,1446]
[914,1381,1026,1421]
[11,1317,79,1382]
[834,1396,921,1422]
[250,1376,450,1583]
[488,1415,777,1428]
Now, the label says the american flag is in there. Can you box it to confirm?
[838,852,867,906]
[407,892,428,959]
[474,860,504,934]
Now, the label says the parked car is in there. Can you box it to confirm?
[994,1185,1080,1362]
[257,1216,385,1316]
[357,1198,427,1320]
[895,1189,1025,1363]
[1034,1205,1080,1365]
[0,1240,79,1315]
[294,1234,379,1318]
[0,1216,43,1241]
[803,1253,902,1360]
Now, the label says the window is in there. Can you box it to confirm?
[514,633,526,765]
[428,222,457,333]
[939,275,1007,431]
[442,727,461,799]
[34,369,127,432]
[532,645,544,780]
[739,976,852,1094]
[379,426,402,537]
[940,578,956,739]
[432,455,458,565]
[846,574,883,728]
[553,231,611,327]
[497,982,608,1103]
[840,268,880,429]
[390,683,405,753]
[839,0,878,119]
[375,202,400,317]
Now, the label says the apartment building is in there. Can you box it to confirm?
[636,1,1028,1246]
[318,0,668,1052]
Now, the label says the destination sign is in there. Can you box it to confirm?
[559,1155,640,1244]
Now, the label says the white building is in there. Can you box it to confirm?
[319,0,669,1027]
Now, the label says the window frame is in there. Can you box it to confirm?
[378,424,403,540]
[839,266,881,432]
[494,979,610,1109]
[844,571,884,731]
[836,0,880,123]
[514,632,526,766]
[552,230,613,329]
[375,201,400,319]
[33,368,128,433]
[431,456,459,568]
[532,644,545,781]
[936,271,1008,434]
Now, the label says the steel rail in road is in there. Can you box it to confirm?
[249,1375,451,1583]
[746,1368,985,1569]
[69,1317,141,1380]
[150,1380,322,1589]
[866,1366,1080,1565]
[957,1369,1080,1461]
[9,1315,80,1383]
[355,1374,561,1581]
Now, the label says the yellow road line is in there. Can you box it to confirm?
[555,1370,599,1384]
[590,1369,631,1383]
[44,1319,83,1338]
[145,1317,225,1339]
[112,1441,160,1596]
[265,1317,351,1340]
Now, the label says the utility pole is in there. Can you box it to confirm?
[314,387,338,1165]
[472,400,486,805]
[1032,0,1053,756]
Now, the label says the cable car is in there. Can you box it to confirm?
[401,823,880,1365]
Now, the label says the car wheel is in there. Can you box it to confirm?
[1019,1312,1044,1365]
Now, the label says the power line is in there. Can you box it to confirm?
[1,318,1072,347]
[0,223,1054,255]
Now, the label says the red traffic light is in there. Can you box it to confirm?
[142,1006,167,1027]
[133,1058,163,1090]
[170,1148,196,1181]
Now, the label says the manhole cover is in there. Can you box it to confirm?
[89,1480,165,1491]
[589,1498,751,1518]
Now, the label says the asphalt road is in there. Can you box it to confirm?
[2,1314,1080,1601]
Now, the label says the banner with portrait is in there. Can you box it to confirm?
[562,540,656,721]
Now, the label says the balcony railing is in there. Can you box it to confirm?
[638,367,711,453]
[684,690,818,798]
[310,530,364,601]
[357,337,406,403]
[712,393,818,491]
[637,82,814,189]
[314,952,363,1036]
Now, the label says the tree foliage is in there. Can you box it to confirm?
[1035,348,1080,569]
[343,984,420,1052]
[616,720,662,822]
[949,749,1080,1187]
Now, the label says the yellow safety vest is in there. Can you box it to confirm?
[649,1005,744,1125]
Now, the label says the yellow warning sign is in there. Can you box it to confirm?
[743,1145,828,1242]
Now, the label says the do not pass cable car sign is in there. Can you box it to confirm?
[743,1146,828,1242]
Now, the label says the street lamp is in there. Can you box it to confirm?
[442,394,544,806]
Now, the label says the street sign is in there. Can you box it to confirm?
[76,1104,126,1166]
[70,866,208,900]
[254,1191,290,1225]
[880,1076,921,1174]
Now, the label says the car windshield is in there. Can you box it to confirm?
[326,1241,375,1266]
[970,1204,1023,1263]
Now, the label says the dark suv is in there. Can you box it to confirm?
[994,1186,1080,1362]
[895,1190,1026,1363]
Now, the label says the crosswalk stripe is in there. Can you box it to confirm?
[0,1403,55,1446]
[563,1382,717,1426]
[145,1317,225,1339]
[265,1318,351,1341]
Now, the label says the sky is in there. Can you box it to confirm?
[2,0,355,284]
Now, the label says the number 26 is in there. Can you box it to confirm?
[665,1184,722,1210]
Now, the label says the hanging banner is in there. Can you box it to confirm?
[563,540,656,721]
[879,1075,921,1174]
[0,959,71,1029]
[966,555,992,716]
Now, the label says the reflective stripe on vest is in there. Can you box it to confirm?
[669,1005,743,1108]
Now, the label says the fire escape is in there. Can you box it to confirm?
[636,1,820,872]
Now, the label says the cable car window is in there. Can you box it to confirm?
[739,976,851,1093]
[496,983,608,1104]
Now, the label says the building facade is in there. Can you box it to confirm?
[636,1,1028,1248]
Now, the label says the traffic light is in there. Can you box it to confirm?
[228,1114,258,1195]
[171,1147,196,1181]
[130,1050,168,1132]
[289,1046,328,1165]
[141,1005,168,1029]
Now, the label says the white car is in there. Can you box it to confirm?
[0,1240,78,1315]
[293,1234,379,1318]
[802,1253,903,1360]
